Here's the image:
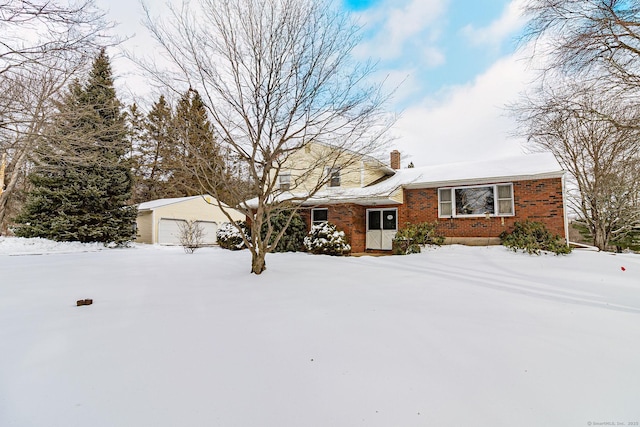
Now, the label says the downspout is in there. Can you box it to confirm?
[562,173,569,246]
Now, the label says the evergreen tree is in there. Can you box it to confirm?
[136,95,175,201]
[129,95,176,203]
[166,88,222,197]
[126,102,147,197]
[15,49,137,244]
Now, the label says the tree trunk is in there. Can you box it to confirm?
[593,227,608,251]
[251,250,266,274]
[0,147,29,233]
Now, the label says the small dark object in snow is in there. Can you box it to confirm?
[310,359,314,362]
[621,266,626,271]
[76,299,93,306]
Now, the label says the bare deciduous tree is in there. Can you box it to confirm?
[515,1,640,250]
[0,0,110,77]
[513,81,640,250]
[522,0,640,89]
[0,0,113,232]
[141,0,392,274]
[178,220,204,254]
[0,60,84,230]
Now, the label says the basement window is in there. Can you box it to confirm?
[438,184,514,218]
[312,208,328,225]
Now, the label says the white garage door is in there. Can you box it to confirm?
[158,218,185,245]
[158,219,218,245]
[196,221,218,245]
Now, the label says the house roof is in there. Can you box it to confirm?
[308,152,563,201]
[378,151,564,190]
[243,152,564,208]
[138,195,206,211]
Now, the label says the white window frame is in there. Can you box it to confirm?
[311,208,328,225]
[438,188,453,217]
[496,183,514,215]
[366,208,398,231]
[278,171,291,190]
[325,167,341,188]
[438,183,515,218]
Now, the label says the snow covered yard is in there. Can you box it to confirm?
[1,238,639,427]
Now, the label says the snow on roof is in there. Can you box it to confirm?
[309,152,564,201]
[138,195,204,211]
[243,152,564,208]
[381,151,563,189]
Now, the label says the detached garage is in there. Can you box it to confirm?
[135,195,244,245]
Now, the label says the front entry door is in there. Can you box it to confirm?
[366,209,398,250]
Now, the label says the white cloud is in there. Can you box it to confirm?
[373,68,419,104]
[355,0,448,64]
[392,51,534,167]
[461,0,527,47]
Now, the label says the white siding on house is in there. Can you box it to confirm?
[276,142,391,192]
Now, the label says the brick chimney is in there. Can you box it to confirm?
[390,150,401,170]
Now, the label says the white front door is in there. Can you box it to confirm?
[366,209,398,250]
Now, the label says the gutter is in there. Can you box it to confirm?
[402,171,566,190]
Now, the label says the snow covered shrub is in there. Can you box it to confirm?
[500,220,571,255]
[261,210,307,252]
[392,222,444,255]
[216,221,250,250]
[303,222,351,256]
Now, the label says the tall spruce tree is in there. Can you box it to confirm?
[166,88,222,197]
[15,49,137,244]
[131,95,175,202]
[126,102,147,197]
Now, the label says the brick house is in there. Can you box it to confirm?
[251,142,568,253]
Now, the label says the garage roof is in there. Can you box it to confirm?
[138,195,204,212]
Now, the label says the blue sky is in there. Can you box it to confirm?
[102,0,532,167]
[331,0,532,166]
[344,0,521,100]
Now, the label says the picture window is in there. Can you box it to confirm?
[438,184,514,218]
